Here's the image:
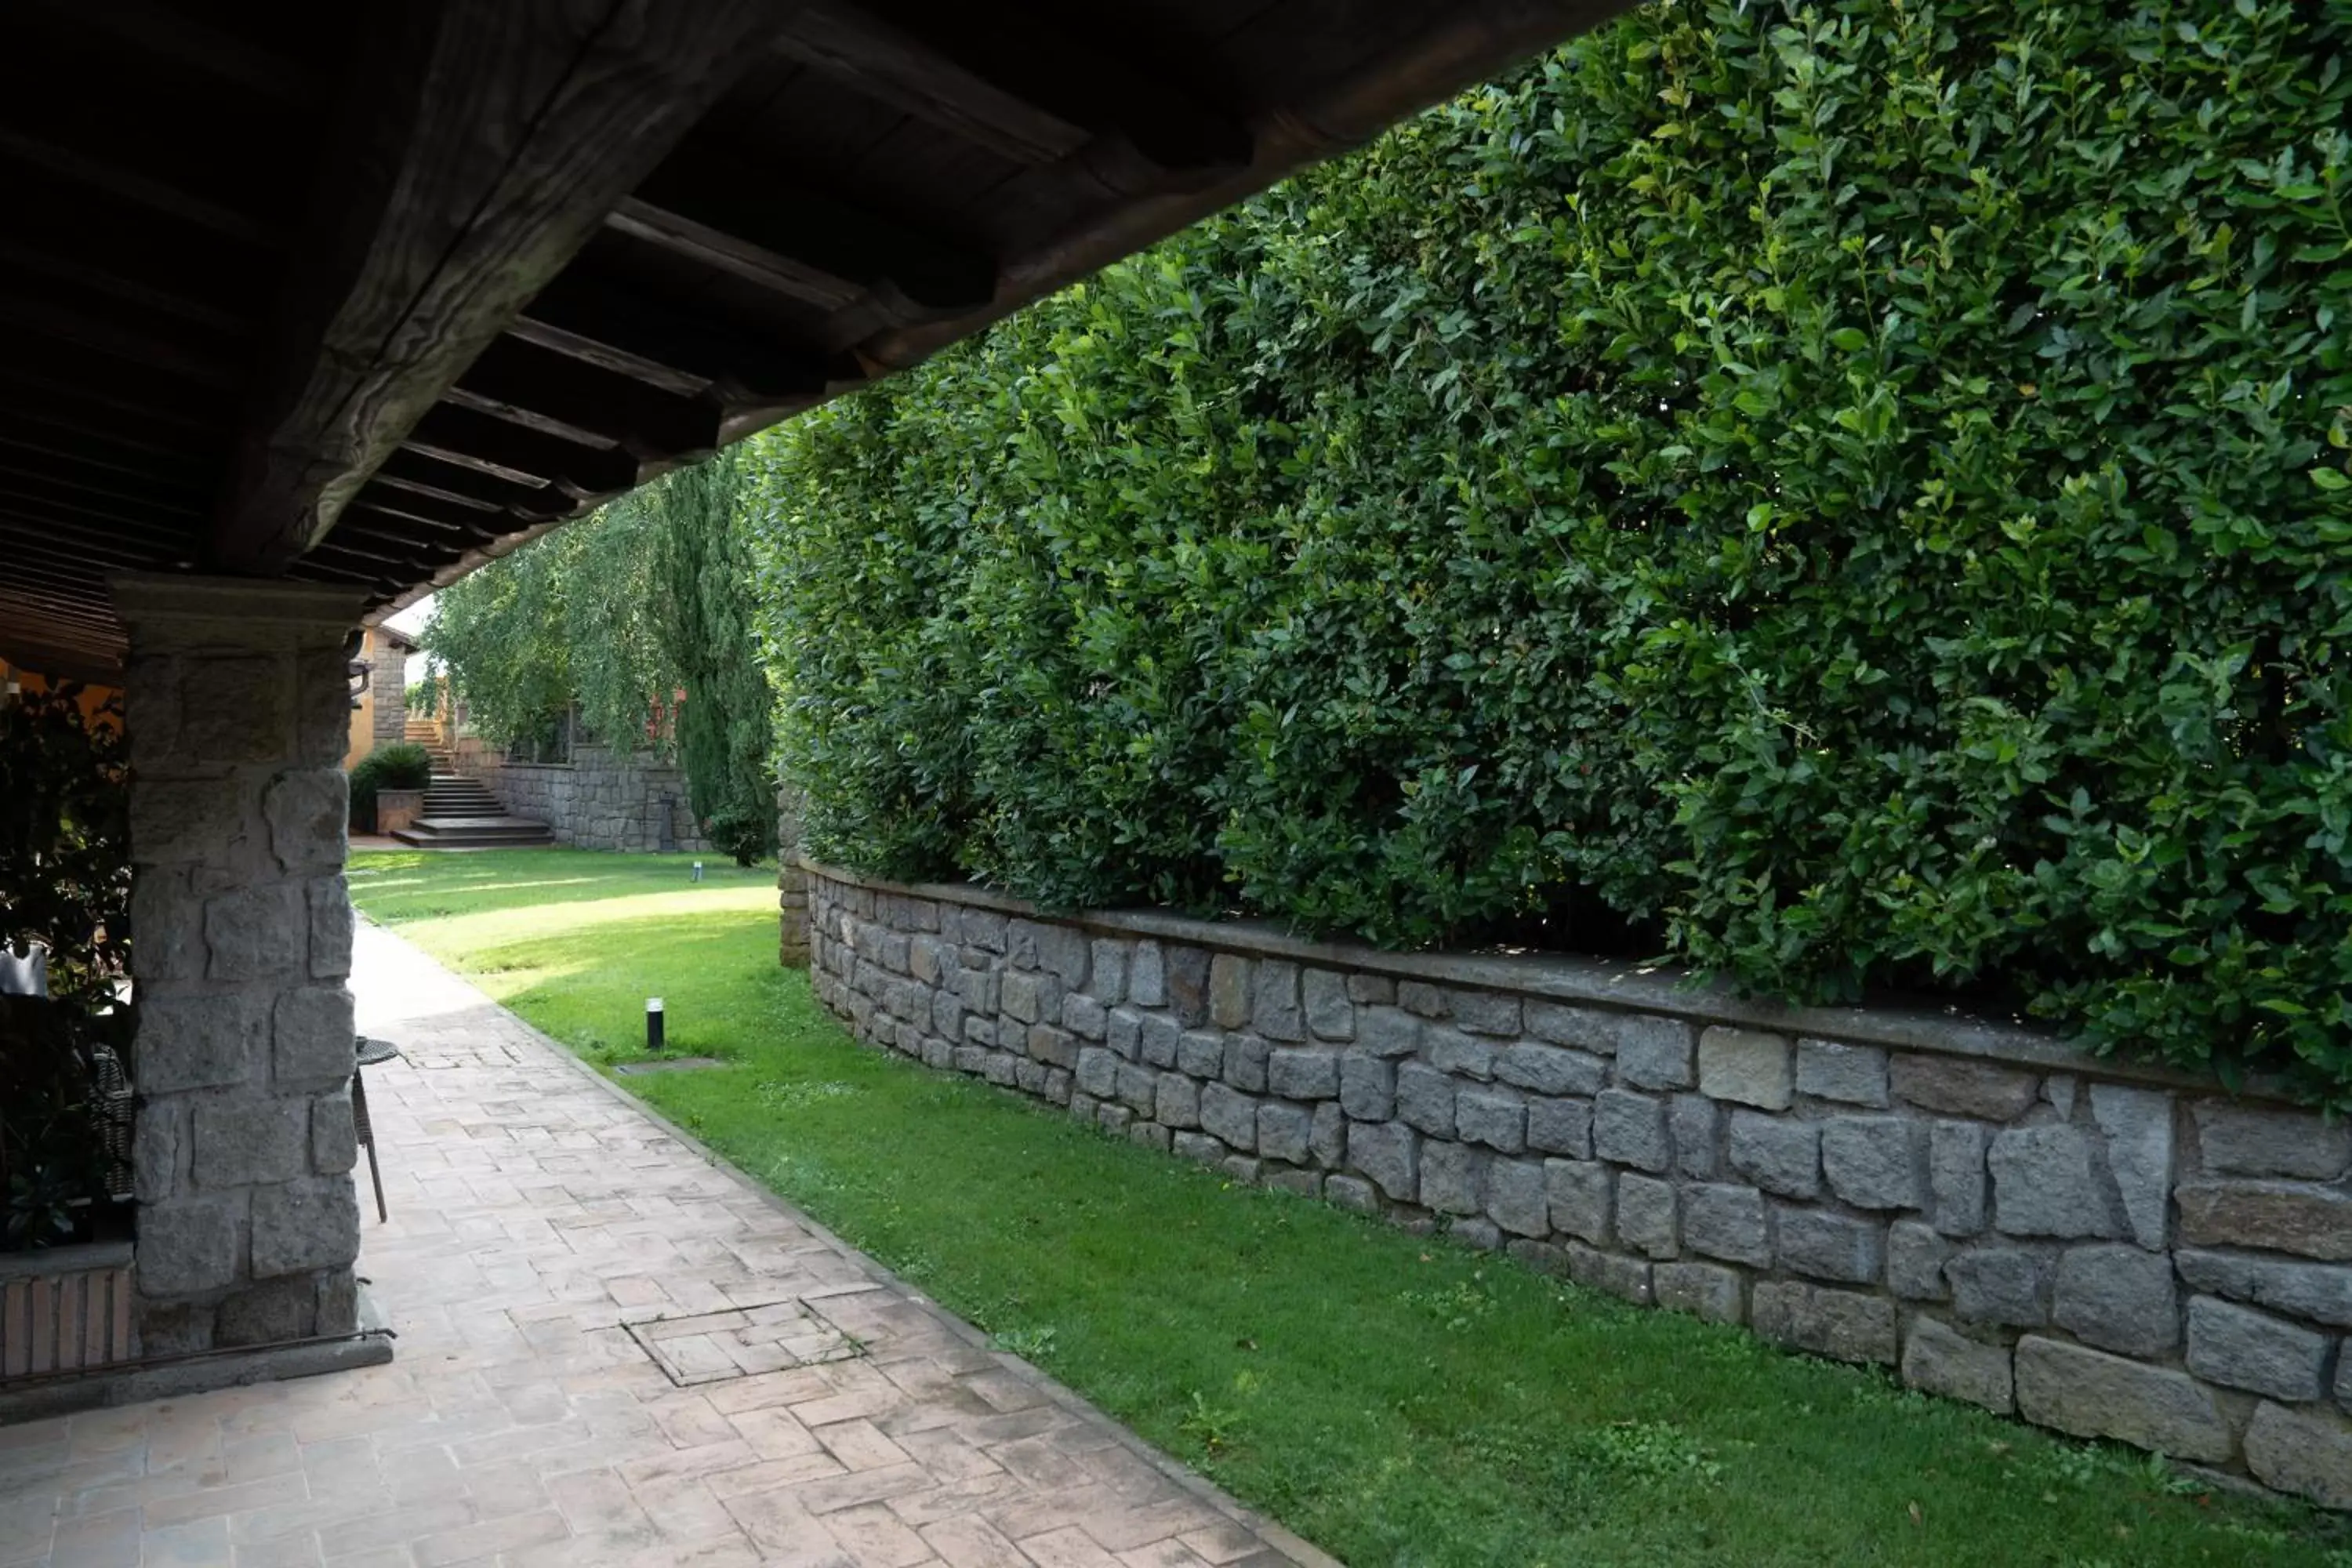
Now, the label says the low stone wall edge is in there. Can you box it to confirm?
[800,859,2352,1509]
[797,860,2288,1104]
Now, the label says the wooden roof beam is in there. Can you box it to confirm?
[0,343,232,435]
[0,587,119,630]
[0,235,251,336]
[445,336,720,461]
[611,147,996,322]
[0,487,192,545]
[0,520,177,574]
[340,503,499,550]
[0,619,127,684]
[511,267,833,403]
[211,0,799,572]
[0,463,203,532]
[332,514,485,557]
[775,2,1250,191]
[771,5,1088,165]
[0,295,241,390]
[371,448,571,521]
[0,441,210,506]
[400,405,638,499]
[0,127,285,249]
[17,0,323,107]
[344,484,509,539]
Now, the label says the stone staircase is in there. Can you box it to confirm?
[390,719,554,848]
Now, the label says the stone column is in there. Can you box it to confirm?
[777,780,809,968]
[114,575,372,1358]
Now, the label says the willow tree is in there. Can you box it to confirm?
[423,453,776,863]
[645,448,777,865]
[423,499,674,753]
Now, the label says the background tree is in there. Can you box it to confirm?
[651,448,779,864]
[423,501,676,753]
[423,455,776,862]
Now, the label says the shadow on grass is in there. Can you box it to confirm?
[350,848,775,925]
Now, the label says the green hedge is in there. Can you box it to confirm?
[752,0,2352,1102]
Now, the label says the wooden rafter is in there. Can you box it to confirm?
[447,336,720,461]
[771,5,1088,166]
[0,127,284,248]
[613,144,997,320]
[401,405,639,499]
[0,236,250,336]
[0,296,240,390]
[840,2,1252,189]
[511,267,833,401]
[372,448,569,519]
[212,0,799,572]
[16,0,321,107]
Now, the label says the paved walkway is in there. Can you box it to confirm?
[1,924,1328,1567]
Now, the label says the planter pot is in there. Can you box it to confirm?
[376,788,426,834]
[0,1238,136,1381]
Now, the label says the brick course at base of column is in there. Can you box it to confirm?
[115,575,372,1359]
[779,866,811,967]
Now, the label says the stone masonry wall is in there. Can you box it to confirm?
[474,743,710,854]
[117,577,368,1361]
[777,784,808,967]
[804,863,2352,1508]
[368,635,407,748]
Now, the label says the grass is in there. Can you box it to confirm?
[350,848,2350,1567]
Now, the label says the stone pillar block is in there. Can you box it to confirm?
[114,575,371,1360]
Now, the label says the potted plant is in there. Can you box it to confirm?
[0,681,137,1379]
[350,740,433,833]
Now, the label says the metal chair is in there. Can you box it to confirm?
[354,1036,402,1222]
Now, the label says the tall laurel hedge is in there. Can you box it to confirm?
[752,0,2352,1102]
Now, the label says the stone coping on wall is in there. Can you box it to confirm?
[798,862,2292,1105]
[0,1238,132,1283]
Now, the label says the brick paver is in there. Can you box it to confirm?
[0,924,1330,1567]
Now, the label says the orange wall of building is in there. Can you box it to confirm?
[1,656,122,728]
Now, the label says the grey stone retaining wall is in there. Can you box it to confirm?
[802,862,2352,1508]
[476,743,709,853]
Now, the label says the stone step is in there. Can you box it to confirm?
[390,815,554,849]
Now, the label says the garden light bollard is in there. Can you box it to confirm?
[646,996,664,1053]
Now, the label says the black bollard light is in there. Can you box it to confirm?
[646,996,665,1052]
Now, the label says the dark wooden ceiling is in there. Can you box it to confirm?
[0,0,1624,682]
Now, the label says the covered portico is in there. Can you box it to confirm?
[0,0,1619,1409]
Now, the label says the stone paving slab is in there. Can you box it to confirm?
[0,923,1332,1568]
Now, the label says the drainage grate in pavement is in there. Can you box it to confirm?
[623,1298,866,1385]
[613,1056,725,1075]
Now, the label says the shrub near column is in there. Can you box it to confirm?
[753,0,2352,1105]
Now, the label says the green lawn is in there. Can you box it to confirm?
[349,848,2349,1568]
